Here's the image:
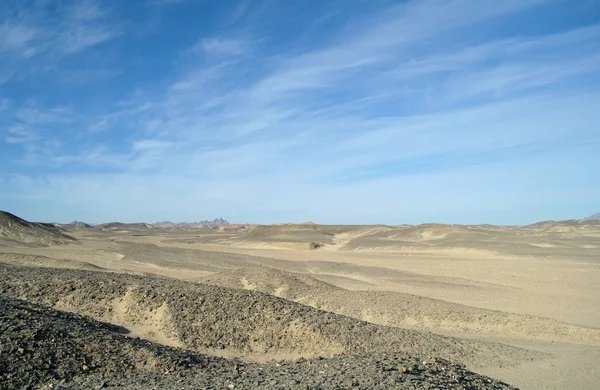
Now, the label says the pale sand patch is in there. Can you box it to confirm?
[528,243,556,248]
[479,341,600,390]
[110,289,183,348]
[328,227,393,249]
[418,230,449,240]
[240,276,256,290]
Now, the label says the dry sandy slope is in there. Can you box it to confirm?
[0,264,545,370]
[2,295,518,390]
[125,223,600,390]
[0,210,77,247]
[167,236,599,329]
[233,221,600,256]
[202,267,600,346]
[0,252,104,271]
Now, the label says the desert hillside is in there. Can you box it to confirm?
[0,211,77,247]
[1,213,600,389]
[1,294,515,389]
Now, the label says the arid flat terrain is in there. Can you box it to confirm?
[1,211,599,389]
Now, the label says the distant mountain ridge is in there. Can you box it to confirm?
[585,213,600,221]
[154,218,229,227]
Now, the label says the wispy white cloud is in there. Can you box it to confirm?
[0,24,38,53]
[241,0,553,101]
[0,0,121,83]
[1,0,599,223]
[193,37,250,55]
[74,0,597,181]
[5,124,37,145]
[60,68,121,84]
[71,1,106,21]
[1,137,597,224]
[145,0,189,5]
[0,98,10,111]
[15,105,74,126]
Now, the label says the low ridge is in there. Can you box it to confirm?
[154,218,230,227]
[0,264,546,370]
[204,267,600,346]
[0,211,77,247]
[55,221,94,231]
[98,222,154,230]
[585,213,600,221]
[0,295,516,389]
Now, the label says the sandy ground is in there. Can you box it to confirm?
[1,221,599,389]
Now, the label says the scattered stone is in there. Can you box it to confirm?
[0,265,522,389]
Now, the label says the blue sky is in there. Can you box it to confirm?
[1,0,599,225]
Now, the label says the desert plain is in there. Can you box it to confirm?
[1,211,599,389]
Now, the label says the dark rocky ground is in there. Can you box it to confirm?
[0,265,545,369]
[0,295,517,390]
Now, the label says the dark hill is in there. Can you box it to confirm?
[0,211,77,247]
[98,222,154,230]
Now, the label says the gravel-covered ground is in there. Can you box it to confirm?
[0,295,517,389]
[0,264,545,370]
[202,267,600,346]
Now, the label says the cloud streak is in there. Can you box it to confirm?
[0,0,121,83]
[1,0,599,223]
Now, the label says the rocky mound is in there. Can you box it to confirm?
[56,221,93,231]
[204,268,600,346]
[0,211,77,247]
[526,219,600,231]
[203,267,338,297]
[397,224,467,239]
[0,264,546,370]
[98,222,154,230]
[0,295,516,390]
[0,295,203,389]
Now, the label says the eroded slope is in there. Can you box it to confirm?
[0,211,77,247]
[0,295,517,389]
[203,267,600,346]
[0,264,546,370]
